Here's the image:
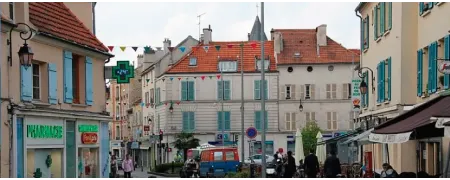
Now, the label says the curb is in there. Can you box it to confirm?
[147,171,179,177]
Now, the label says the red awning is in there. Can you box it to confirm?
[373,95,450,134]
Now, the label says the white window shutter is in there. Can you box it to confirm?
[291,85,296,100]
[292,113,296,130]
[300,85,305,99]
[326,84,331,99]
[342,83,348,99]
[332,84,337,99]
[280,85,286,99]
[285,112,291,130]
[310,84,315,100]
[333,112,338,130]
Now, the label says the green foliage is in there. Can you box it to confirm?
[171,132,200,161]
[302,121,322,155]
[225,171,249,178]
[154,162,184,173]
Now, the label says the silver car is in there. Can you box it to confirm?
[244,154,274,164]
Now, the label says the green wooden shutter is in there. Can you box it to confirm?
[224,81,231,100]
[217,111,223,131]
[189,112,195,131]
[264,80,268,100]
[254,80,261,100]
[374,5,378,40]
[225,112,231,130]
[429,2,434,9]
[188,81,195,100]
[182,112,189,131]
[417,50,423,96]
[380,2,385,34]
[181,81,188,101]
[428,43,433,94]
[419,2,424,15]
[433,42,438,93]
[255,111,261,130]
[381,61,385,102]
[445,35,450,89]
[388,2,392,30]
[376,63,380,103]
[388,57,392,101]
[217,81,223,100]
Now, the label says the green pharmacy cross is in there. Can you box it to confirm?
[112,61,134,84]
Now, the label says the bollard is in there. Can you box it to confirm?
[172,161,175,173]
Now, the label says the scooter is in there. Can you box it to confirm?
[274,159,284,178]
[266,162,277,178]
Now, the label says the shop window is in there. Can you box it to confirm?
[78,148,99,178]
[26,149,63,178]
[287,141,295,154]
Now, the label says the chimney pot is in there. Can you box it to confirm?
[202,25,212,45]
[316,24,327,46]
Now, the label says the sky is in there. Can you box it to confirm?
[95,2,360,66]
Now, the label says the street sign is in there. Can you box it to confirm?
[111,61,134,84]
[246,127,258,139]
[351,78,362,112]
[439,61,450,74]
[215,133,230,141]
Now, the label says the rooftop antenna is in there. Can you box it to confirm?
[197,13,206,41]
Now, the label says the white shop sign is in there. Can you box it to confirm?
[368,132,412,144]
[435,118,450,129]
[25,117,64,146]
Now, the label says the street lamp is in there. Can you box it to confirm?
[298,99,303,112]
[7,23,35,68]
[356,67,375,95]
[169,102,174,113]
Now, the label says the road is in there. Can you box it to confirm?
[118,170,168,178]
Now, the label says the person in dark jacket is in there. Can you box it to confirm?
[324,150,341,178]
[283,151,296,178]
[304,149,320,178]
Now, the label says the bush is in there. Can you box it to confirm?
[154,162,184,173]
[225,171,250,178]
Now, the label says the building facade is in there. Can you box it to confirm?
[0,2,112,178]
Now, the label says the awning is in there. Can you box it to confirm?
[372,94,450,135]
[341,128,374,145]
[317,130,361,145]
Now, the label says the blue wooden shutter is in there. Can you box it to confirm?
[85,57,93,105]
[388,2,392,30]
[48,63,58,104]
[63,51,73,103]
[417,50,423,96]
[225,111,231,130]
[217,81,223,100]
[374,6,378,40]
[255,111,261,130]
[376,63,380,103]
[224,81,231,100]
[419,2,424,15]
[20,65,32,101]
[254,80,261,99]
[445,35,450,89]
[428,44,433,93]
[181,81,188,100]
[381,61,385,102]
[380,3,385,34]
[387,57,392,101]
[433,42,438,92]
[264,80,268,100]
[217,111,223,131]
[188,81,195,100]
[182,112,189,131]
[366,16,369,49]
[189,112,195,131]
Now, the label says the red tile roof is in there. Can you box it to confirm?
[274,29,360,65]
[166,41,276,74]
[29,2,109,53]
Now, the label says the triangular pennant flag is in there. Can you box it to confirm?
[141,102,145,107]
[108,46,114,51]
[162,78,165,82]
[120,46,127,52]
[106,102,109,105]
[209,76,212,79]
[179,46,186,52]
[250,43,257,49]
[216,75,221,79]
[170,77,174,81]
[132,47,138,52]
[186,77,189,80]
[227,44,233,48]
[165,102,168,106]
[144,46,151,53]
[168,47,174,52]
[203,46,209,53]
[215,45,221,51]
[146,79,150,82]
[178,77,181,81]
[193,76,197,79]
[176,101,181,105]
[201,76,206,80]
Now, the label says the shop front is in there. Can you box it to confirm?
[76,121,102,178]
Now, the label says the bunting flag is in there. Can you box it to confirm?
[176,101,181,105]
[250,43,257,49]
[168,47,174,52]
[227,44,233,48]
[203,46,209,53]
[209,76,213,79]
[201,76,206,80]
[162,78,165,82]
[144,46,151,53]
[108,46,114,51]
[120,46,127,52]
[193,76,197,79]
[216,75,221,79]
[170,77,174,81]
[179,46,186,52]
[141,102,145,107]
[215,45,221,51]
[132,47,138,52]
[178,77,182,81]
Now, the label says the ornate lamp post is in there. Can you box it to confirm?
[356,67,375,95]
[7,23,35,68]
[299,99,303,112]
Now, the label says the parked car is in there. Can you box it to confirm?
[244,154,274,165]
[199,147,240,178]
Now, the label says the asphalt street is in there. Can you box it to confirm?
[118,170,168,178]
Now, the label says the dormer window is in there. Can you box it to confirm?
[255,56,270,71]
[218,61,237,72]
[189,57,197,66]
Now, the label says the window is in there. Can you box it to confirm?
[219,61,237,72]
[327,112,338,130]
[255,111,268,131]
[217,111,231,131]
[305,84,311,99]
[213,152,223,161]
[419,2,435,16]
[189,57,197,66]
[32,64,40,100]
[305,112,316,126]
[27,149,63,178]
[285,112,296,131]
[72,55,80,104]
[374,3,392,41]
[254,80,268,100]
[342,83,351,99]
[225,151,234,160]
[377,57,392,103]
[63,52,93,105]
[115,86,119,99]
[115,105,120,120]
[427,42,438,94]
[362,16,369,51]
[181,81,195,101]
[9,2,14,20]
[326,84,337,99]
[182,111,195,132]
[115,126,120,139]
[156,88,161,105]
[217,80,231,100]
[256,59,269,70]
[349,111,358,129]
[150,89,154,104]
[284,85,295,99]
[362,71,369,107]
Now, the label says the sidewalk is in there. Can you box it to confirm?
[117,169,167,178]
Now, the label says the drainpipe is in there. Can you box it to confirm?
[92,2,97,35]
[355,9,364,167]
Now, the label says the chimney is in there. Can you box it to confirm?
[137,54,144,68]
[163,38,171,52]
[270,29,275,40]
[15,3,30,25]
[316,24,327,46]
[202,25,212,45]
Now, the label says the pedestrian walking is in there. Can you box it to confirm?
[283,151,296,178]
[110,155,118,178]
[122,154,133,178]
[304,149,320,178]
[324,150,341,178]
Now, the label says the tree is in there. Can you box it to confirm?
[171,132,200,162]
[301,121,322,154]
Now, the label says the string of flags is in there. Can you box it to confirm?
[107,42,261,53]
[143,74,223,85]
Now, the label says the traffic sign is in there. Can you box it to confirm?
[246,127,257,139]
[215,133,230,141]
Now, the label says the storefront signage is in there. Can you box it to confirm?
[438,61,450,74]
[81,132,98,144]
[351,78,362,112]
[435,118,450,128]
[368,132,412,144]
[78,125,98,132]
[27,125,63,139]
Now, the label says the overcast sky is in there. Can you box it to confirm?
[96,2,360,66]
